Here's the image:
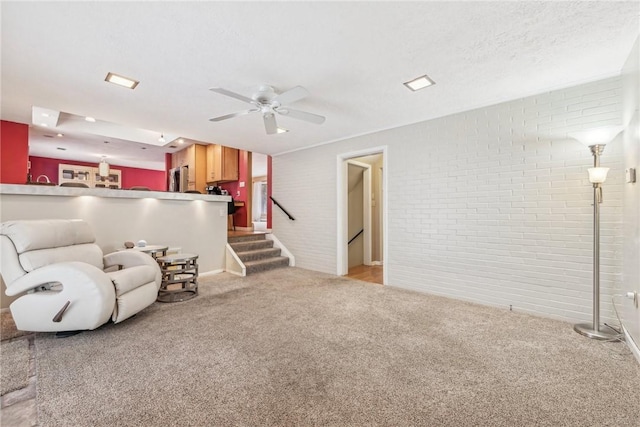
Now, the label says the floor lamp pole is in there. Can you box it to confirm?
[573,145,617,340]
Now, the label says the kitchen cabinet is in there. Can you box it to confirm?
[171,149,186,169]
[206,144,239,183]
[172,144,207,192]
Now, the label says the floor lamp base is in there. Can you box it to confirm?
[573,323,619,340]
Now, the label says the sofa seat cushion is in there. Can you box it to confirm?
[107,265,158,296]
[19,244,104,272]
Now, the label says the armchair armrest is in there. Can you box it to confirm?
[103,251,161,287]
[6,261,116,332]
[6,261,112,297]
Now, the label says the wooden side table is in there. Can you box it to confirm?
[156,253,199,303]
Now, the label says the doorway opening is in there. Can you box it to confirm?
[252,152,269,231]
[337,147,387,285]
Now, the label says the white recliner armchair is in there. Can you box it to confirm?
[0,219,161,333]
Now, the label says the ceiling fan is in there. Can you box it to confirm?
[209,85,325,135]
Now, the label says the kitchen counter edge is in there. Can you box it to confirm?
[0,184,232,202]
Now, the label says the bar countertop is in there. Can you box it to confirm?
[0,184,231,203]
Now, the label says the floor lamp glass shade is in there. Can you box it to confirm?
[587,167,609,184]
[568,125,624,147]
[98,160,110,177]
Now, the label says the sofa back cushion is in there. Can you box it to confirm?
[1,219,96,253]
[19,244,104,272]
[0,219,104,276]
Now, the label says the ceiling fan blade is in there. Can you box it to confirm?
[209,109,259,122]
[210,87,258,105]
[272,86,309,105]
[276,107,325,124]
[263,113,278,135]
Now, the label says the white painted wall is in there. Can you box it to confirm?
[621,36,640,353]
[273,77,625,325]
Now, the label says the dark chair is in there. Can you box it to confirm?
[228,197,236,231]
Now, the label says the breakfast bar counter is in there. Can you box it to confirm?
[0,184,231,203]
[0,184,230,277]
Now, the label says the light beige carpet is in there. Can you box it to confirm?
[35,268,640,426]
[1,337,30,395]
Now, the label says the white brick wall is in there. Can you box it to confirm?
[273,77,624,324]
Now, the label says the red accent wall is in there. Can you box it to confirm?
[29,156,167,190]
[220,150,250,227]
[0,121,29,184]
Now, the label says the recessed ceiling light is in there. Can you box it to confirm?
[105,72,139,89]
[41,113,50,117]
[56,147,67,151]
[178,138,184,144]
[403,74,436,91]
[85,116,96,122]
[277,127,289,134]
[40,123,48,127]
[56,133,64,137]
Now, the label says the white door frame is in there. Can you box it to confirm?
[337,146,388,285]
[347,160,372,266]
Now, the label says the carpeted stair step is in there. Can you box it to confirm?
[227,233,290,275]
[228,234,267,244]
[244,256,290,275]
[237,247,281,263]
[230,239,274,253]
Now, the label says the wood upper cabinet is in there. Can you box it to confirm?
[172,144,207,192]
[206,144,239,183]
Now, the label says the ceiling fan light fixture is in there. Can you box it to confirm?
[105,72,139,89]
[210,84,326,134]
[404,74,436,91]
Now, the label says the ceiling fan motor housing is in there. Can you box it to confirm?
[253,85,276,103]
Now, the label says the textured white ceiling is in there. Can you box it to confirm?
[1,1,638,170]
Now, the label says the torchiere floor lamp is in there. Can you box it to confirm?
[568,125,624,340]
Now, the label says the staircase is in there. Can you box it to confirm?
[228,233,290,275]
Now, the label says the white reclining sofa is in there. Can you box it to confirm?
[0,219,161,333]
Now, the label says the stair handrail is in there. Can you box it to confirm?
[348,229,364,245]
[270,196,295,221]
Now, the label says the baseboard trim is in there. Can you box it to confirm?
[199,269,224,278]
[622,325,640,365]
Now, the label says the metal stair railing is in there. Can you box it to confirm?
[348,229,364,245]
[270,196,295,221]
